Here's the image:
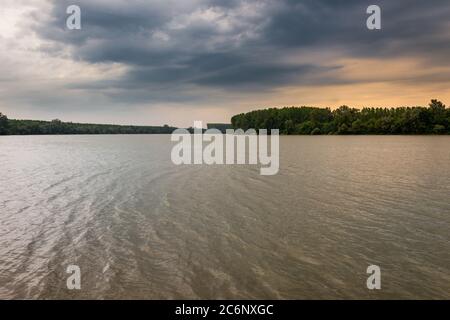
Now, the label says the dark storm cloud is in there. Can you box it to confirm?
[264,0,450,58]
[35,0,450,99]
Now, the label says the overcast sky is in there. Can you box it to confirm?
[1,0,450,127]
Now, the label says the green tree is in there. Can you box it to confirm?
[230,99,449,135]
[0,112,9,135]
[433,124,446,134]
[429,99,446,125]
[338,123,350,134]
[334,105,357,128]
[295,121,315,134]
[284,120,295,134]
[311,127,321,135]
[351,119,363,134]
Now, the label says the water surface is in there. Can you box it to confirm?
[0,135,449,299]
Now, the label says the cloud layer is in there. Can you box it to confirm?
[1,0,450,126]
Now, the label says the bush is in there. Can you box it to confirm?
[0,112,8,135]
[311,128,321,135]
[433,124,446,134]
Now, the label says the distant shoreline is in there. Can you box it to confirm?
[232,100,450,135]
[1,133,450,137]
[2,99,450,135]
[0,117,178,136]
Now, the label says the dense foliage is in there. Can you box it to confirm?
[0,112,8,135]
[0,116,176,135]
[231,100,450,135]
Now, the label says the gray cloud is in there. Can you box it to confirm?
[35,0,450,92]
[2,0,450,126]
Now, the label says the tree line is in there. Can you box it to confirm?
[0,115,176,135]
[231,100,450,135]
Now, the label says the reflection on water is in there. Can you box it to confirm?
[0,135,449,299]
